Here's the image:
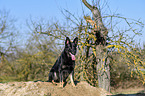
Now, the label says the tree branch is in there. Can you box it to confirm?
[82,0,93,11]
[82,0,108,38]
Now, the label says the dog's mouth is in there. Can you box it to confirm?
[69,52,75,60]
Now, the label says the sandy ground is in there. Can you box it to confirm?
[0,81,112,96]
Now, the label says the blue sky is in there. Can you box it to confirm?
[0,0,145,47]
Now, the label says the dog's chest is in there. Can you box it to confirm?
[61,62,74,70]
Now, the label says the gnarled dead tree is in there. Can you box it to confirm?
[82,0,110,91]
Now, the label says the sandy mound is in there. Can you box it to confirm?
[0,81,111,96]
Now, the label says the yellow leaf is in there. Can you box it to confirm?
[103,58,105,62]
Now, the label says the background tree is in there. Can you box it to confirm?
[0,10,18,81]
[11,18,59,81]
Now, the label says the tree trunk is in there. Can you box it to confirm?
[96,45,110,91]
[82,0,110,91]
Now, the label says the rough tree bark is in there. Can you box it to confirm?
[82,0,110,91]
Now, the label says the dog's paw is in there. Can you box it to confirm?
[51,80,57,85]
[71,82,76,87]
[58,85,63,88]
[72,84,76,87]
[58,82,63,88]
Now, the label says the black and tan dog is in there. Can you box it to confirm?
[48,37,78,87]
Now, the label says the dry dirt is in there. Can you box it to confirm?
[0,81,112,96]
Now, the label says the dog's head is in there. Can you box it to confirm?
[65,37,78,60]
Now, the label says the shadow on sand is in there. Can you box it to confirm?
[108,93,145,96]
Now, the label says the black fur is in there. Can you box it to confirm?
[48,37,78,87]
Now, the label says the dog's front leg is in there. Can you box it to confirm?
[70,71,76,87]
[59,57,64,88]
[59,71,64,87]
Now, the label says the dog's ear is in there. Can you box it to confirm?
[73,37,78,45]
[65,37,71,45]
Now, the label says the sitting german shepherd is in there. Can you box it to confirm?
[48,37,78,87]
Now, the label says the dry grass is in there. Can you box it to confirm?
[111,80,144,95]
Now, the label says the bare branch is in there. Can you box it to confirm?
[82,0,93,11]
[82,0,108,37]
